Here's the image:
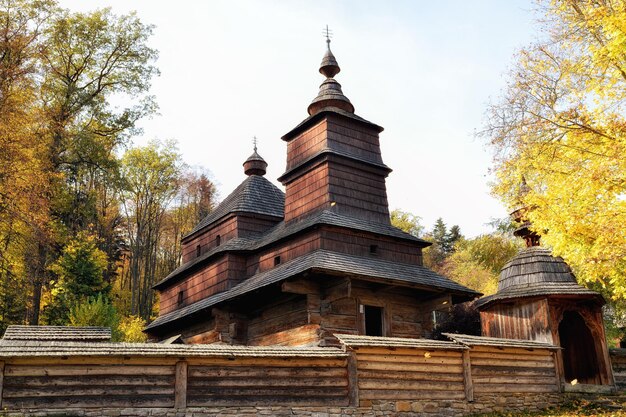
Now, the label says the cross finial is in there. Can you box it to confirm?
[323,25,332,45]
[253,136,258,153]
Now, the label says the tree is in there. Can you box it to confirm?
[119,140,182,319]
[482,0,626,299]
[0,1,159,324]
[390,209,423,237]
[43,231,108,324]
[423,218,463,270]
[69,293,120,339]
[440,233,522,295]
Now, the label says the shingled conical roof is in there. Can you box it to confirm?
[185,176,284,237]
[475,246,603,309]
[308,38,354,116]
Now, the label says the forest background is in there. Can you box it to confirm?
[0,0,624,344]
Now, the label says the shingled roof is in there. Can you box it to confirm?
[475,246,603,309]
[154,209,431,290]
[0,339,347,358]
[185,175,284,238]
[2,325,111,342]
[147,249,479,331]
[443,333,560,350]
[335,334,466,350]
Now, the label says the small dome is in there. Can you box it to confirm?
[498,247,576,292]
[243,150,267,176]
[475,246,603,309]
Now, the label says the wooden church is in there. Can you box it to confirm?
[144,39,479,345]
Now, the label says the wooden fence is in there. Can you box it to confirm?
[0,335,622,412]
[611,348,626,389]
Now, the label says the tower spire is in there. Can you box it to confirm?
[307,26,354,116]
[243,136,267,176]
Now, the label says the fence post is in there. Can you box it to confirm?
[462,350,474,402]
[347,352,359,407]
[175,360,188,409]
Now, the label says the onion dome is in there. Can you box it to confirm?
[243,147,268,176]
[308,38,354,116]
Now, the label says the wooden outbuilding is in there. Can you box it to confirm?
[145,39,479,345]
[476,207,614,387]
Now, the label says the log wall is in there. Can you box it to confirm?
[351,346,466,403]
[0,343,569,416]
[469,346,559,394]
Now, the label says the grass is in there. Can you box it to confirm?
[471,399,626,417]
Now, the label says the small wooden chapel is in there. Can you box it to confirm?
[476,199,615,386]
[144,38,479,345]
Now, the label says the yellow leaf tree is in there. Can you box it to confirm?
[483,0,626,299]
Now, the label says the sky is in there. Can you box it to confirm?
[58,0,538,237]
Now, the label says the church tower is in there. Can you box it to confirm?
[280,36,391,224]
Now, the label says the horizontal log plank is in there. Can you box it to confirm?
[472,376,557,385]
[359,389,466,400]
[470,358,555,367]
[186,387,348,397]
[358,361,463,373]
[189,377,348,388]
[5,365,174,377]
[358,379,464,391]
[469,346,553,356]
[188,366,346,378]
[6,357,180,366]
[2,395,174,409]
[3,385,173,398]
[187,396,349,407]
[5,375,174,387]
[353,348,463,358]
[472,366,556,377]
[184,358,347,367]
[474,384,558,393]
[357,370,463,382]
[356,354,462,365]
[468,351,554,361]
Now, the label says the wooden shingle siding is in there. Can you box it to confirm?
[247,231,322,276]
[321,227,422,265]
[286,119,327,171]
[160,254,246,314]
[182,217,238,263]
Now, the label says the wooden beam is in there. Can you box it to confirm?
[347,352,359,407]
[0,361,4,408]
[174,361,188,409]
[282,279,319,295]
[324,278,351,303]
[462,350,474,402]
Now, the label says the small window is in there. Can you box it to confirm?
[196,245,201,257]
[369,244,378,254]
[364,305,384,336]
[177,291,184,306]
[274,256,281,266]
[216,235,221,247]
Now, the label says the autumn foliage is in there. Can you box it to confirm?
[483,0,626,300]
